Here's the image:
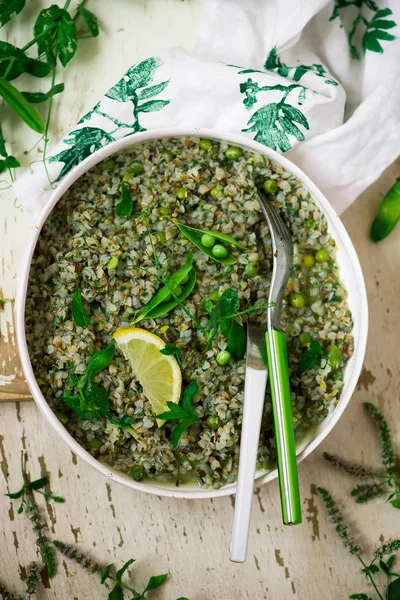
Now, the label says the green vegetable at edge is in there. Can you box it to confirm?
[174,220,243,265]
[370,178,400,242]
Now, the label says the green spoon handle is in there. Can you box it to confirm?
[265,328,302,525]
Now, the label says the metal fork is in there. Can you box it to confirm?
[230,324,268,563]
[257,189,302,526]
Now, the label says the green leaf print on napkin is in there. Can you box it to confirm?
[264,47,338,86]
[330,1,397,59]
[49,127,114,180]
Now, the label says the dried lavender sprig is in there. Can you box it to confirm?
[29,503,55,578]
[53,540,99,574]
[350,484,385,504]
[364,403,397,479]
[323,452,383,479]
[374,539,400,559]
[316,487,362,555]
[25,562,40,596]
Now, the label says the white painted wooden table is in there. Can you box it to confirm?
[1,2,399,598]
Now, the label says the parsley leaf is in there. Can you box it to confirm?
[298,340,322,375]
[71,290,90,327]
[160,343,182,365]
[115,182,133,218]
[157,381,199,449]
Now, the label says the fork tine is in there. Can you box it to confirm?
[258,190,291,242]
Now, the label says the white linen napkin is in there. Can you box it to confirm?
[14,0,400,216]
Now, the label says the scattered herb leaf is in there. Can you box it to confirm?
[71,290,90,327]
[160,343,182,365]
[115,182,134,218]
[157,381,199,449]
[298,340,322,374]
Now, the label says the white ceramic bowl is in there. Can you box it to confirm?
[16,127,368,499]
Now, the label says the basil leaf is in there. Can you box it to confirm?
[160,343,182,365]
[133,257,195,323]
[56,10,77,67]
[77,6,99,37]
[71,290,90,327]
[108,583,124,600]
[0,0,26,27]
[175,221,241,265]
[0,77,44,133]
[0,42,28,81]
[85,343,115,379]
[21,83,64,104]
[101,563,114,584]
[115,182,133,218]
[143,573,168,593]
[28,476,48,490]
[116,558,135,583]
[298,340,322,375]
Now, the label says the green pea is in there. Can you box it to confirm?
[174,286,183,297]
[208,290,219,302]
[290,293,305,308]
[128,162,144,175]
[155,232,166,244]
[89,439,102,450]
[181,274,189,284]
[302,255,315,268]
[210,187,221,200]
[225,146,242,160]
[216,350,231,365]
[55,411,68,425]
[316,248,330,263]
[199,138,212,151]
[263,179,278,194]
[212,244,228,258]
[102,158,115,172]
[159,206,169,215]
[201,233,216,248]
[245,263,258,277]
[107,256,119,270]
[298,333,311,347]
[176,187,187,199]
[326,345,342,369]
[206,415,222,430]
[130,465,144,482]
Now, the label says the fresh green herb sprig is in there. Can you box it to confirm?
[157,381,199,449]
[62,343,115,420]
[323,402,400,509]
[115,182,134,218]
[160,343,182,365]
[4,452,189,600]
[298,340,322,375]
[317,486,400,600]
[71,289,90,327]
[0,0,99,185]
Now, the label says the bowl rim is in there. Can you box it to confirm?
[15,126,368,499]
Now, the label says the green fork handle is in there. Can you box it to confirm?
[265,328,302,525]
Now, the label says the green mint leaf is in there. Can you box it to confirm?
[51,495,65,503]
[0,77,44,133]
[157,403,188,421]
[0,0,26,27]
[56,10,77,67]
[101,563,114,584]
[86,344,115,379]
[115,182,134,218]
[21,83,64,104]
[77,6,99,37]
[28,476,48,490]
[181,381,199,414]
[61,393,103,420]
[388,577,400,600]
[108,583,124,600]
[298,340,322,375]
[5,484,26,499]
[116,558,135,583]
[71,290,90,327]
[143,573,168,593]
[83,381,110,416]
[160,344,182,365]
[171,415,198,450]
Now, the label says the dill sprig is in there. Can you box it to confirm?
[316,487,361,554]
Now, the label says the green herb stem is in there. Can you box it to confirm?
[356,555,384,600]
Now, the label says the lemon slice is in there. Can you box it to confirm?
[113,327,181,425]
